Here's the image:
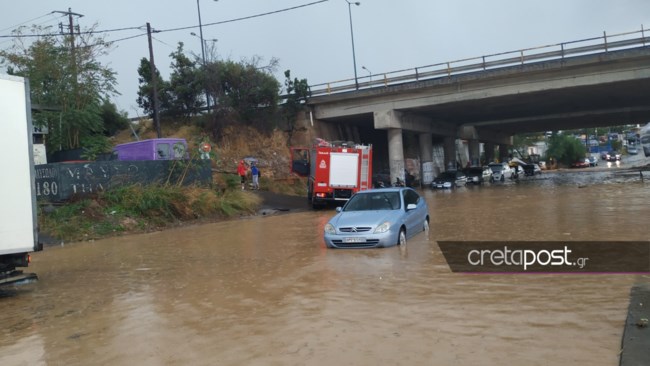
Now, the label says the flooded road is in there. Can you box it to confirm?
[2,168,649,365]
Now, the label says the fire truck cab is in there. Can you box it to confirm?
[292,139,372,209]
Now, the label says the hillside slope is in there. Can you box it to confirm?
[112,119,308,195]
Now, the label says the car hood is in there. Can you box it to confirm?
[330,210,399,228]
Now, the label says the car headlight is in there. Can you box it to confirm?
[374,221,391,233]
[324,223,336,234]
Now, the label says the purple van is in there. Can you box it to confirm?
[112,138,189,161]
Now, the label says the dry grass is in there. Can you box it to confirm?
[40,184,263,242]
[112,117,305,195]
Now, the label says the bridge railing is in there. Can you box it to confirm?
[309,26,650,96]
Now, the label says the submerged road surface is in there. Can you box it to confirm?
[1,167,649,365]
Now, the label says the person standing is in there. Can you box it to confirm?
[251,162,260,190]
[237,160,247,190]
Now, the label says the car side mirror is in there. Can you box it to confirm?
[406,203,417,211]
[336,207,342,213]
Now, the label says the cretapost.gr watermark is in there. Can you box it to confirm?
[467,245,589,271]
[438,241,650,273]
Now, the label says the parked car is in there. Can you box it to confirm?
[432,170,467,189]
[463,166,485,185]
[571,159,590,168]
[588,156,598,166]
[627,145,638,155]
[600,151,609,160]
[487,162,513,182]
[606,151,621,161]
[323,187,430,248]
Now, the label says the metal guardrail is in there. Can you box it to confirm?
[310,26,650,96]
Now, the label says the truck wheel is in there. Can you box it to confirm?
[397,228,407,246]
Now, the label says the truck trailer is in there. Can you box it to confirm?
[0,74,41,286]
[292,139,372,209]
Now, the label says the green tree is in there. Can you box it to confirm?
[166,42,204,118]
[211,57,280,123]
[136,57,169,117]
[100,100,130,136]
[1,24,118,155]
[283,69,311,145]
[511,133,543,158]
[545,134,587,166]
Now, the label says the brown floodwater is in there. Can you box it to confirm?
[1,169,649,365]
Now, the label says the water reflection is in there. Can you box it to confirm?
[1,177,648,365]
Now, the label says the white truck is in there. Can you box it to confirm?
[0,74,41,286]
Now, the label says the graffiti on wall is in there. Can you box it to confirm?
[35,160,211,202]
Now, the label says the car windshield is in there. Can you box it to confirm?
[489,165,503,172]
[437,172,457,180]
[344,192,401,211]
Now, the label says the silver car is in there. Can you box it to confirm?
[323,187,430,248]
[487,162,513,182]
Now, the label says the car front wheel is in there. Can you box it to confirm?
[423,219,429,233]
[398,228,407,246]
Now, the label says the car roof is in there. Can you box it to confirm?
[359,187,408,193]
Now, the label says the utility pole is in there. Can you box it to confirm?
[147,23,162,138]
[196,0,211,113]
[53,8,83,83]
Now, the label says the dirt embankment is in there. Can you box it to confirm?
[113,120,305,182]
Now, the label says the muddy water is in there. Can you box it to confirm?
[2,172,649,365]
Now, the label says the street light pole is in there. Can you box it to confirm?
[346,0,360,90]
[362,65,371,83]
[191,32,218,58]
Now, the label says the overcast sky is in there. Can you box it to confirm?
[1,0,649,117]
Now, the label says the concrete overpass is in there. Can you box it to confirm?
[304,28,650,184]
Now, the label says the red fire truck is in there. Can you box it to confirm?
[291,139,372,209]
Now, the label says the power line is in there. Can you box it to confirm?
[0,12,62,33]
[151,36,174,49]
[0,25,144,39]
[107,32,148,44]
[0,0,329,42]
[159,0,329,34]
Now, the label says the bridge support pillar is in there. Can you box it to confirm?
[388,129,406,185]
[468,139,480,166]
[498,144,510,163]
[484,142,495,163]
[443,136,457,171]
[419,133,434,185]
